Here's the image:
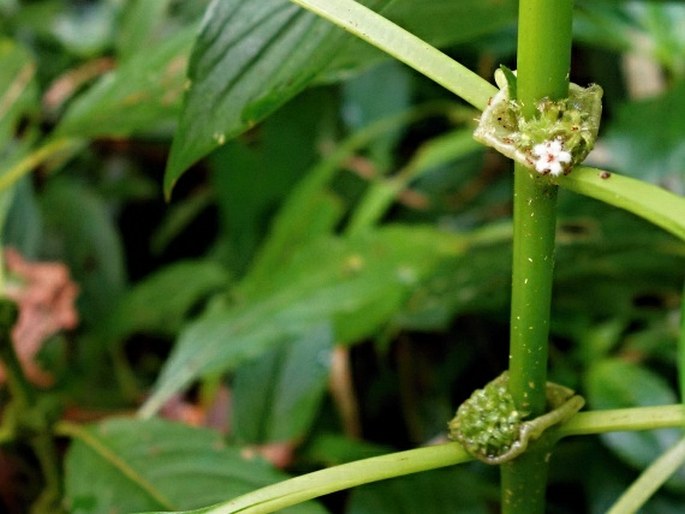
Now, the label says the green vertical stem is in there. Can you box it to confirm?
[502,0,573,513]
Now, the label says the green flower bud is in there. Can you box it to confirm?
[448,372,585,465]
[448,372,522,463]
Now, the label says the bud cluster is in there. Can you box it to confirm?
[474,67,603,177]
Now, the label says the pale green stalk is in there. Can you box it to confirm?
[0,138,82,192]
[124,405,685,514]
[606,436,685,514]
[502,0,573,512]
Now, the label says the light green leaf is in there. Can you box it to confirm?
[233,324,334,443]
[164,0,390,197]
[62,418,327,514]
[55,27,195,139]
[140,226,468,417]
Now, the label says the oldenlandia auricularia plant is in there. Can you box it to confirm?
[1,0,685,512]
[124,1,685,513]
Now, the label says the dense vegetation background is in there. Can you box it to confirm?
[1,1,684,513]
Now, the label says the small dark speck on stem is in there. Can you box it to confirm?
[599,171,611,180]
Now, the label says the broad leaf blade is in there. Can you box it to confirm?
[63,418,327,514]
[164,0,388,197]
[140,226,467,417]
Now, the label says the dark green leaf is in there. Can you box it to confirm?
[164,0,389,197]
[140,226,468,416]
[63,417,327,514]
[209,88,338,271]
[40,178,126,325]
[233,324,334,443]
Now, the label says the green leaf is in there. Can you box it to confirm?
[233,324,333,443]
[139,226,468,417]
[347,467,494,514]
[585,359,685,491]
[62,418,327,514]
[103,260,230,340]
[209,88,338,271]
[164,0,389,197]
[55,26,195,139]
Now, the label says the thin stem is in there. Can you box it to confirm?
[30,433,65,513]
[0,138,82,193]
[288,0,496,110]
[606,436,685,514]
[509,0,573,420]
[503,0,573,513]
[557,405,685,437]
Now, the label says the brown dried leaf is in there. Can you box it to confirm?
[1,248,79,386]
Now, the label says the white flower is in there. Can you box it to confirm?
[532,139,572,176]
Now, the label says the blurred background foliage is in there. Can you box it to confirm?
[0,0,684,513]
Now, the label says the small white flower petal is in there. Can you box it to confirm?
[532,143,547,157]
[558,150,572,164]
[548,162,564,176]
[548,139,563,153]
[530,139,572,175]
